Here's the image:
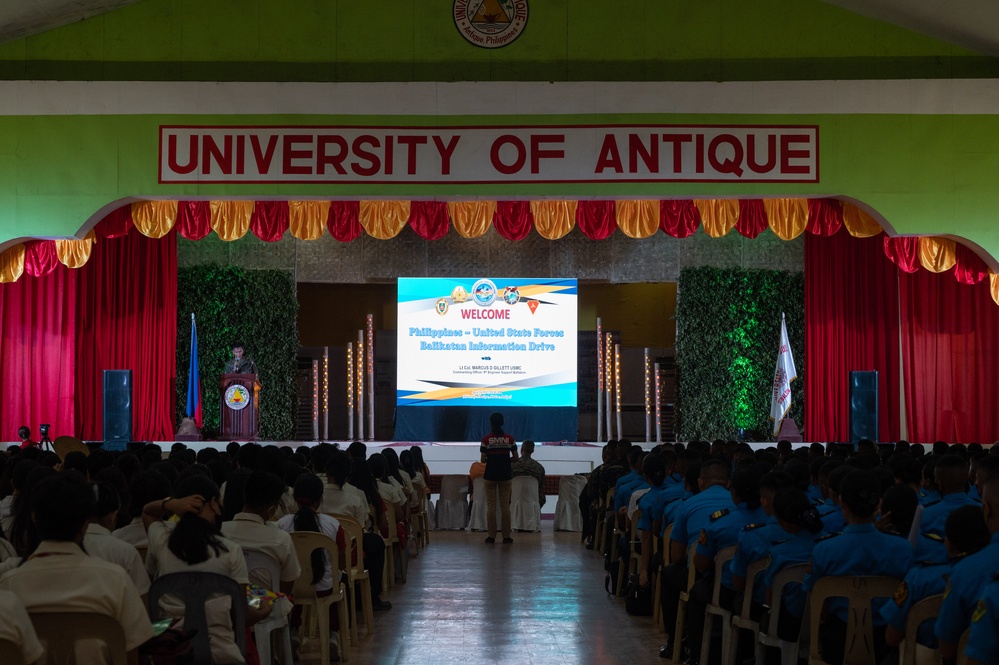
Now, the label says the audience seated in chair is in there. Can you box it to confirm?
[512,440,547,508]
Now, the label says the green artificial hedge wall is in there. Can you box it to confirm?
[176,265,299,440]
[676,267,805,442]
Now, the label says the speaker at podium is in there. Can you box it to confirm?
[849,370,878,443]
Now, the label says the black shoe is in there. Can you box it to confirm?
[502,537,514,544]
[372,598,392,611]
[485,537,495,544]
[659,644,672,659]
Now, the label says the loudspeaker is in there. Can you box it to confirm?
[103,370,133,443]
[849,370,878,443]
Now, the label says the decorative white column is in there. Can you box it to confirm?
[322,346,329,441]
[644,348,651,443]
[312,359,319,441]
[654,362,662,443]
[615,343,623,440]
[357,329,365,441]
[604,332,613,439]
[596,317,603,443]
[367,314,375,441]
[347,342,354,441]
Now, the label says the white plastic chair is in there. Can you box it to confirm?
[510,476,541,532]
[467,477,503,531]
[244,550,294,665]
[727,556,770,665]
[756,562,809,665]
[699,544,738,665]
[553,475,587,531]
[28,611,126,665]
[289,532,351,663]
[435,475,469,530]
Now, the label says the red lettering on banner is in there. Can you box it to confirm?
[491,135,526,175]
[282,135,313,175]
[433,135,460,175]
[594,134,623,173]
[159,124,819,184]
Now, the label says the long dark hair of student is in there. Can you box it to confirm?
[9,465,56,556]
[222,468,253,522]
[292,474,326,585]
[368,453,388,483]
[381,448,408,485]
[399,450,417,478]
[349,457,384,528]
[167,474,228,565]
[410,446,430,479]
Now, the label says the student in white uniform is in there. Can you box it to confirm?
[84,483,150,596]
[113,469,171,550]
[0,589,42,664]
[0,472,153,664]
[144,473,271,664]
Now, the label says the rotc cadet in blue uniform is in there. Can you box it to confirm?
[915,455,978,563]
[882,505,990,652]
[817,465,851,535]
[613,447,646,512]
[637,454,670,589]
[685,465,766,663]
[803,469,914,665]
[731,471,795,608]
[808,457,827,505]
[966,572,999,665]
[762,488,826,642]
[918,458,941,506]
[661,461,698,537]
[659,459,734,658]
[936,472,999,664]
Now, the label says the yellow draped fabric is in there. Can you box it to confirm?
[841,204,883,238]
[447,201,496,239]
[695,199,740,238]
[0,244,25,283]
[289,201,330,241]
[131,200,178,239]
[55,230,96,268]
[615,200,660,239]
[530,200,577,240]
[991,274,999,307]
[210,200,254,241]
[918,237,957,273]
[359,200,411,240]
[765,198,809,241]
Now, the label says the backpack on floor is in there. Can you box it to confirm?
[625,574,653,616]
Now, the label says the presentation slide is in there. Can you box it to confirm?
[397,277,578,408]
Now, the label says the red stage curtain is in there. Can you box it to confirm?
[805,231,901,442]
[408,201,450,240]
[96,206,134,239]
[0,265,78,439]
[734,200,768,239]
[176,201,211,241]
[576,201,616,240]
[76,231,177,441]
[23,241,60,278]
[899,271,999,443]
[883,236,921,273]
[660,200,701,238]
[249,201,290,242]
[327,201,362,242]
[953,243,990,285]
[806,199,843,236]
[493,201,533,241]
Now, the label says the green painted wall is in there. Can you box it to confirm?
[0,0,993,81]
[3,111,999,265]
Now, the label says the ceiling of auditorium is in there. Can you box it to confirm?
[0,0,998,58]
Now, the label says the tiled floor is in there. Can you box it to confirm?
[296,525,666,665]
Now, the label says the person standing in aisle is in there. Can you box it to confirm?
[481,412,518,544]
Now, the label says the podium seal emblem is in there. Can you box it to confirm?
[453,0,528,49]
[225,384,250,410]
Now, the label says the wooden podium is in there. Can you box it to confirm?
[220,373,260,439]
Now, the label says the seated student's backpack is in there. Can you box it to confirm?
[625,573,653,616]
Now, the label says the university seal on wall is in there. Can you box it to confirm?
[225,384,250,410]
[454,0,528,49]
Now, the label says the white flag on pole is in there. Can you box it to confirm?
[770,313,797,435]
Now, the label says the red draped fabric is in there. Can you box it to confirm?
[660,200,701,238]
[734,200,768,239]
[576,201,616,240]
[883,237,921,273]
[249,201,290,242]
[96,206,134,239]
[805,231,901,442]
[176,201,211,240]
[493,201,533,241]
[327,201,362,242]
[408,201,450,240]
[806,199,843,236]
[24,241,59,278]
[899,271,999,443]
[75,231,177,441]
[0,265,77,438]
[953,243,990,285]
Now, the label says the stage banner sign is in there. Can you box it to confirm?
[397,277,578,408]
[159,124,818,185]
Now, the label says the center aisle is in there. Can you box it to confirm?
[306,526,664,665]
